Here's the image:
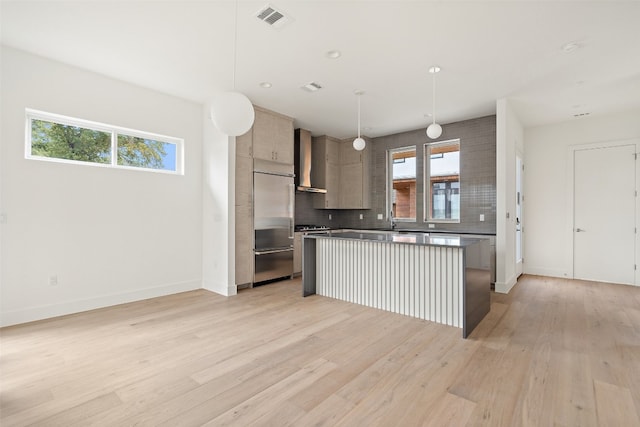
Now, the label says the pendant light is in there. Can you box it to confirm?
[210,0,255,136]
[353,90,366,151]
[426,65,442,140]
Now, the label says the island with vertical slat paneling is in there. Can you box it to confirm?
[302,232,491,338]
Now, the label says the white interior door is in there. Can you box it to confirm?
[574,144,636,285]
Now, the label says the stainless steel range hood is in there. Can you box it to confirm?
[294,129,327,193]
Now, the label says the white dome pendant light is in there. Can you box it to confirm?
[210,0,255,136]
[353,90,366,151]
[426,66,442,140]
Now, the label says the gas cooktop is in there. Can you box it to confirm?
[295,224,331,232]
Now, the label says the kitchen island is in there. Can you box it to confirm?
[302,232,491,338]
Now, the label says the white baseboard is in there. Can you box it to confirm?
[202,280,237,296]
[0,280,201,327]
[494,273,518,294]
[523,266,568,279]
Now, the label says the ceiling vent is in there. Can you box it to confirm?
[256,4,291,29]
[301,82,322,92]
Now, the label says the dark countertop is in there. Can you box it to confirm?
[344,227,496,236]
[304,231,489,248]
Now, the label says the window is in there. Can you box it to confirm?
[26,109,183,174]
[425,139,460,222]
[388,146,416,221]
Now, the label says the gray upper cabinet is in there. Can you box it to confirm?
[252,106,294,165]
[235,127,253,159]
[312,135,341,209]
[313,136,371,209]
[339,138,371,209]
[340,138,364,165]
[339,161,365,208]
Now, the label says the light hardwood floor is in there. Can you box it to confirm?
[1,275,639,426]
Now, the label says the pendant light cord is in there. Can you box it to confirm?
[432,72,436,125]
[357,95,361,138]
[232,0,239,90]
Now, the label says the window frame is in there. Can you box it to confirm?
[387,145,417,223]
[25,108,184,175]
[424,138,461,223]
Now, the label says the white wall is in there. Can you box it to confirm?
[496,99,524,293]
[524,108,640,279]
[202,107,236,296]
[0,47,204,326]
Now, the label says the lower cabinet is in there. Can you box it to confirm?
[293,232,302,275]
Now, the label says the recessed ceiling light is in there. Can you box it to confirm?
[325,50,341,59]
[428,66,441,74]
[301,82,322,92]
[259,82,272,88]
[561,42,581,53]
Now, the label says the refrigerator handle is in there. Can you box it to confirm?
[289,183,295,239]
[255,248,294,256]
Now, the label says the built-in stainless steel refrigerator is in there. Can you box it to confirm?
[253,159,295,284]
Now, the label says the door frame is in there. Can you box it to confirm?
[515,150,524,277]
[566,138,639,285]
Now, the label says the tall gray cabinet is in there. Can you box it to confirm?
[235,106,294,288]
[234,129,254,287]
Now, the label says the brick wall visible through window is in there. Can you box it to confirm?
[425,139,460,222]
[389,147,416,221]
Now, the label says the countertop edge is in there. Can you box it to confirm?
[303,232,489,248]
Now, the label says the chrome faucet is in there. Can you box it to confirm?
[390,210,396,230]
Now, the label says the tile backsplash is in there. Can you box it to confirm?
[295,115,496,234]
[294,191,337,227]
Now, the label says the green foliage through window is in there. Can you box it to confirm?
[117,135,170,170]
[27,110,182,173]
[31,119,111,164]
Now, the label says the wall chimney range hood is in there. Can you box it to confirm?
[294,129,327,193]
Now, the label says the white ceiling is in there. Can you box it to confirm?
[2,1,640,138]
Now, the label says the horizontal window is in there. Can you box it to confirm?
[26,109,183,174]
